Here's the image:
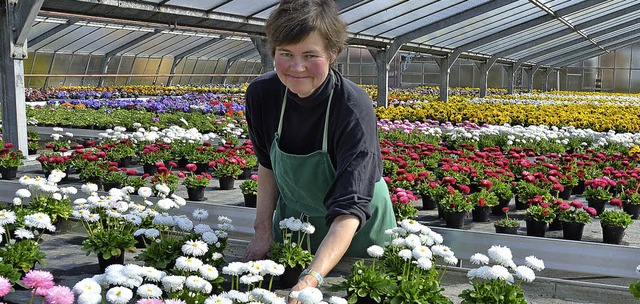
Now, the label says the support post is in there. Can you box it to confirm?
[541,68,554,92]
[476,55,499,98]
[251,36,273,72]
[529,64,541,93]
[369,47,399,108]
[1,0,43,155]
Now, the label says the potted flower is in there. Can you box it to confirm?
[329,245,397,303]
[490,178,514,215]
[27,128,40,155]
[267,216,314,289]
[210,155,244,190]
[44,128,72,152]
[584,177,616,215]
[494,207,520,234]
[101,166,127,191]
[468,185,499,222]
[37,152,71,178]
[139,143,170,175]
[180,163,212,201]
[414,176,440,211]
[77,160,108,190]
[524,200,555,237]
[557,200,595,241]
[621,189,640,219]
[439,186,473,228]
[150,166,179,197]
[122,171,148,193]
[599,199,633,245]
[0,143,26,180]
[459,245,545,304]
[74,185,139,272]
[239,174,258,207]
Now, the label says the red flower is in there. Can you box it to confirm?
[610,198,623,207]
[185,163,197,172]
[479,179,492,189]
[502,206,509,212]
[177,171,185,178]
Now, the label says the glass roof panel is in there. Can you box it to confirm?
[191,40,246,59]
[213,1,279,17]
[35,26,99,52]
[563,0,634,24]
[76,29,134,55]
[471,20,566,54]
[161,0,220,11]
[347,0,440,34]
[581,12,640,34]
[121,34,176,56]
[355,0,469,37]
[96,31,156,56]
[148,36,210,58]
[140,35,204,57]
[381,0,496,38]
[29,22,60,39]
[507,33,584,58]
[413,1,539,46]
[59,28,118,54]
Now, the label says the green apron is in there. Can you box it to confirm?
[269,88,397,257]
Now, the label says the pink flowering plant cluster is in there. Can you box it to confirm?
[389,188,418,221]
[584,177,616,202]
[557,200,595,224]
[179,163,213,188]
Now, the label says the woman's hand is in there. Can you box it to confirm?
[242,232,274,262]
[287,275,318,304]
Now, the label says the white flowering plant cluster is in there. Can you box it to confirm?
[0,208,53,284]
[13,171,76,224]
[135,209,232,271]
[267,216,315,269]
[46,126,73,151]
[459,245,545,304]
[98,124,219,147]
[331,219,454,304]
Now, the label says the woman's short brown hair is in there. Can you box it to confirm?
[265,0,348,59]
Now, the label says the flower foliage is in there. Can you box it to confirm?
[267,216,314,269]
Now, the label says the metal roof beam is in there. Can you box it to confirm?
[452,0,603,53]
[541,29,640,65]
[105,30,161,58]
[13,0,44,45]
[518,18,640,62]
[206,1,232,13]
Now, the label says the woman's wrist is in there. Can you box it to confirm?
[298,268,324,286]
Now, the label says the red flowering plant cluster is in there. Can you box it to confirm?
[438,178,474,213]
[209,154,245,179]
[99,139,136,163]
[232,140,258,170]
[121,169,148,191]
[0,143,26,168]
[139,142,171,165]
[179,163,213,188]
[584,176,616,202]
[150,162,180,195]
[37,152,71,173]
[389,187,418,221]
[524,196,556,223]
[557,200,596,224]
[468,179,500,209]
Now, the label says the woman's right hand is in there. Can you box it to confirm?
[242,232,274,262]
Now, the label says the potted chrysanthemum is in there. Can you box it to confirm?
[267,216,314,289]
[459,245,545,304]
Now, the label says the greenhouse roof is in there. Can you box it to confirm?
[33,0,640,67]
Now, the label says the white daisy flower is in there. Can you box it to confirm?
[15,188,31,198]
[636,264,640,276]
[23,212,52,229]
[431,244,454,258]
[105,286,133,304]
[161,275,185,292]
[399,219,422,233]
[239,274,263,285]
[444,256,458,265]
[193,209,209,221]
[175,256,204,272]
[12,197,22,206]
[487,245,513,266]
[412,245,432,260]
[81,183,99,194]
[222,262,244,276]
[14,228,34,239]
[490,265,511,280]
[144,228,160,239]
[470,253,490,265]
[328,296,348,304]
[140,266,165,282]
[366,245,384,258]
[297,287,323,304]
[524,255,545,271]
[404,234,421,249]
[0,209,17,225]
[199,264,219,280]
[76,291,102,304]
[398,249,412,261]
[157,198,176,211]
[265,261,285,276]
[185,275,207,291]
[136,283,162,298]
[138,187,153,198]
[515,265,536,283]
[125,214,142,226]
[182,240,208,256]
[176,217,194,231]
[194,224,213,235]
[204,295,233,304]
[415,257,433,271]
[301,222,315,234]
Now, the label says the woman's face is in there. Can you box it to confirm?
[274,31,336,98]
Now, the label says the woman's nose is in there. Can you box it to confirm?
[289,58,306,71]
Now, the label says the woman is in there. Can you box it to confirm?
[243,0,397,296]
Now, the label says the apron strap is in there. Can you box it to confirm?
[277,88,335,153]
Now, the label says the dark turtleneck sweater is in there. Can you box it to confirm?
[245,68,382,230]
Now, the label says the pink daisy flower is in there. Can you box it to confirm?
[164,300,187,304]
[0,276,11,297]
[22,270,54,290]
[43,285,74,304]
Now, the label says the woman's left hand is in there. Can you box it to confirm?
[287,275,318,304]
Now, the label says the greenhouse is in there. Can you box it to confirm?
[1,0,640,303]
